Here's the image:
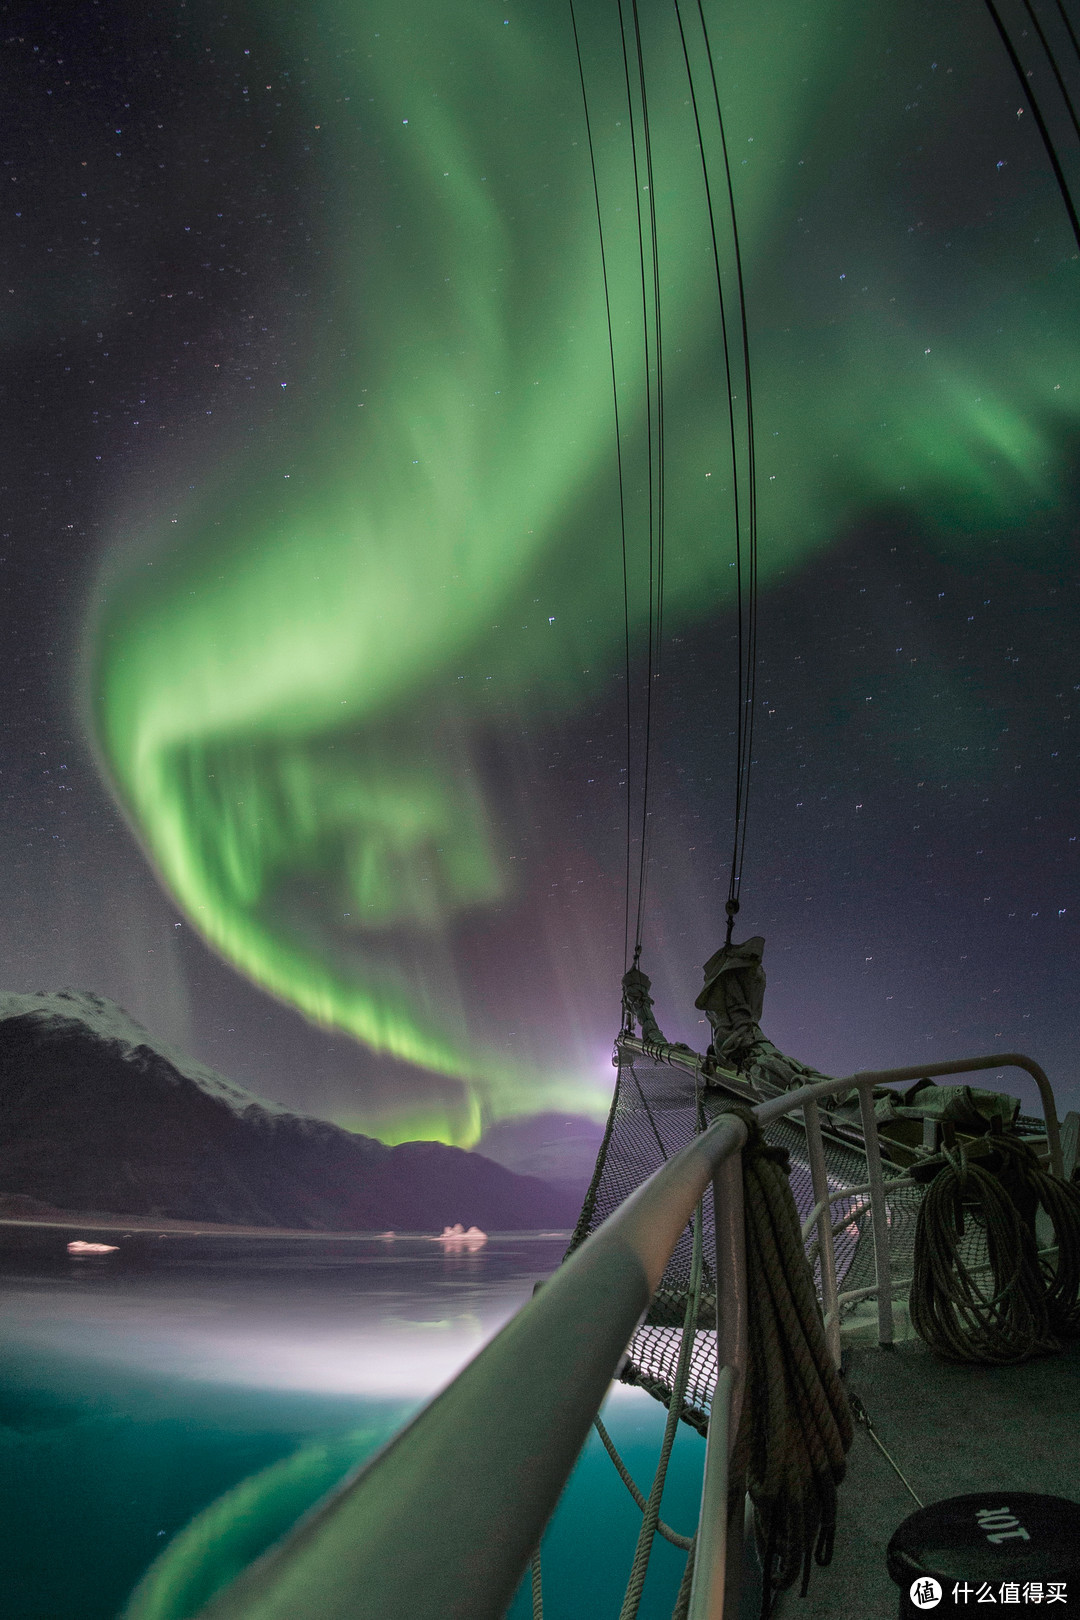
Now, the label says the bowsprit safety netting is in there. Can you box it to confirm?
[565,1035,889,1433]
[565,1027,1052,1431]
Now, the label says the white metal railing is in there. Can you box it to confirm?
[183,1049,1061,1620]
[620,1039,1064,1353]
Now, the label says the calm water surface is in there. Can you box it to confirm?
[1,1232,706,1619]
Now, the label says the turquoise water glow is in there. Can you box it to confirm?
[1,1235,705,1619]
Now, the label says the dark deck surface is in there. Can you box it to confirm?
[775,1335,1080,1620]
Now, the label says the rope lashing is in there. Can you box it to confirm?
[723,895,739,950]
[621,961,666,1045]
[713,1102,853,1620]
[910,1130,1080,1363]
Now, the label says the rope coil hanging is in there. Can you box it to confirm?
[910,1129,1080,1364]
[562,1096,855,1620]
[717,1102,853,1620]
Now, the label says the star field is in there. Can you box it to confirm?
[0,0,1077,1143]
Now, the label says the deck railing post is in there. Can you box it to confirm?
[688,1365,734,1620]
[712,1149,748,1448]
[856,1079,895,1348]
[802,1098,842,1369]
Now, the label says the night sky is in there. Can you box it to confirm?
[2,0,1078,1149]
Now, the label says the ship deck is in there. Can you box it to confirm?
[774,1334,1080,1620]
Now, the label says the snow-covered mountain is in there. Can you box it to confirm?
[0,989,577,1231]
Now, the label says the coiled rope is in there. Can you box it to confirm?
[545,1097,853,1619]
[910,1131,1080,1364]
[718,1103,853,1620]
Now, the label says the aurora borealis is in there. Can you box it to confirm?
[5,0,1079,1144]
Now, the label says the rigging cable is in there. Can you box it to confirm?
[1018,0,1080,149]
[672,0,761,948]
[573,0,763,980]
[567,0,637,972]
[1052,0,1080,64]
[617,0,669,965]
[569,0,668,980]
[981,0,1080,253]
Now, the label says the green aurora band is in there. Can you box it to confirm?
[87,0,1079,1143]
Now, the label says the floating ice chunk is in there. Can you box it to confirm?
[435,1223,487,1250]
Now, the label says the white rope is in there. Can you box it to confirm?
[592,1414,694,1549]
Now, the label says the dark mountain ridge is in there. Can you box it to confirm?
[0,989,578,1230]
